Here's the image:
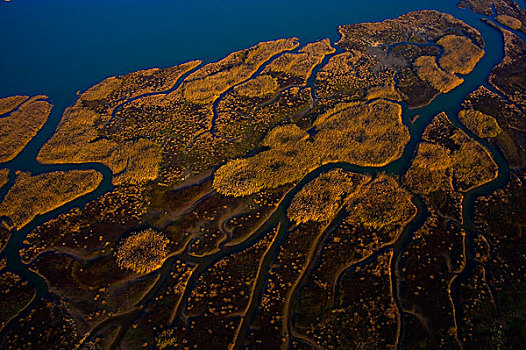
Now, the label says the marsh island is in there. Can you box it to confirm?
[1,1,526,349]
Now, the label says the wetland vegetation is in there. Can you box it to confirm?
[0,170,103,230]
[1,1,526,349]
[0,95,51,162]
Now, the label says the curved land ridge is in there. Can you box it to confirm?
[0,4,526,349]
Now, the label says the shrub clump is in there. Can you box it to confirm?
[116,228,169,274]
[458,109,502,139]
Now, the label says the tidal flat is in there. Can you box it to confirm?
[1,1,526,349]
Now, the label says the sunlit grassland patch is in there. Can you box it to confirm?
[0,95,51,163]
[414,56,464,93]
[214,99,409,197]
[405,112,498,195]
[437,35,484,75]
[0,170,103,230]
[288,169,371,224]
[0,95,28,115]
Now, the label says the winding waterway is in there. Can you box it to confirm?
[0,0,522,347]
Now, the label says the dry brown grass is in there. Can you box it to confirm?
[38,107,116,164]
[460,0,526,33]
[38,60,205,187]
[414,56,464,93]
[0,170,103,230]
[0,95,28,115]
[234,75,279,98]
[451,141,497,190]
[287,169,371,224]
[82,76,123,101]
[458,109,502,138]
[0,96,51,162]
[262,123,308,148]
[315,51,397,99]
[38,106,162,186]
[461,86,526,168]
[488,25,526,111]
[437,35,484,75]
[264,38,335,80]
[82,61,201,106]
[0,169,8,190]
[313,99,409,166]
[182,39,299,104]
[182,65,251,104]
[496,15,522,30]
[412,142,453,170]
[212,124,316,197]
[346,174,416,230]
[405,112,498,193]
[338,10,484,51]
[404,143,453,194]
[213,100,409,196]
[116,228,169,274]
[365,85,402,101]
[111,139,162,186]
[244,38,300,65]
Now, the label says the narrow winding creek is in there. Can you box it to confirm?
[0,1,522,348]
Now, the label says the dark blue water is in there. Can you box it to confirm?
[0,0,502,163]
[0,0,488,103]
